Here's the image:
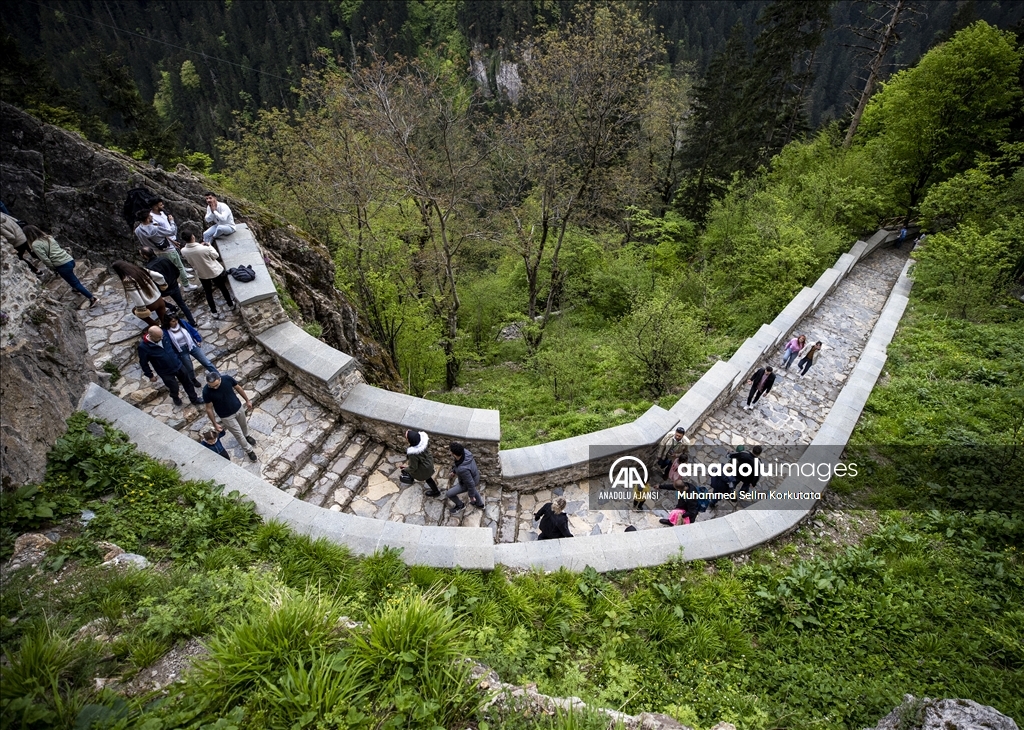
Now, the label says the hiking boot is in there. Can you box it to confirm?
[171,396,183,406]
[247,451,257,462]
[190,398,203,406]
[450,502,465,513]
[245,435,257,446]
[659,518,673,526]
[424,488,441,497]
[472,500,485,509]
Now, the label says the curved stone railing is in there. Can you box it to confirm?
[80,225,909,571]
[218,224,502,472]
[78,383,496,569]
[500,228,896,489]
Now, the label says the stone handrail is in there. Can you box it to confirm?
[218,224,501,470]
[78,383,496,570]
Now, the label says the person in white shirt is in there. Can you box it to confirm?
[149,198,177,244]
[203,192,236,243]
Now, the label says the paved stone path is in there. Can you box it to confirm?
[73,244,908,544]
[511,244,911,540]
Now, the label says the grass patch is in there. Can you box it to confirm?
[2,283,1022,730]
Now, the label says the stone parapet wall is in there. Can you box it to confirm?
[340,383,500,480]
[254,321,363,411]
[239,296,290,337]
[500,405,679,491]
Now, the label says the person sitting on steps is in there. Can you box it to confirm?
[400,430,440,496]
[203,192,236,243]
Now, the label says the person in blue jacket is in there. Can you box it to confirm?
[138,326,202,407]
[162,313,217,387]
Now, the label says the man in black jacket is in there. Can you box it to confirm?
[141,246,198,327]
[729,444,763,491]
[744,366,776,410]
[138,327,202,407]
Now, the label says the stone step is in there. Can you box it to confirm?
[267,418,349,493]
[290,422,359,505]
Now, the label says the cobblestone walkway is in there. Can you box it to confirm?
[75,268,505,536]
[511,245,912,540]
[75,244,907,544]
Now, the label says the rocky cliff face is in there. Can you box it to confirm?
[0,102,399,388]
[0,243,93,488]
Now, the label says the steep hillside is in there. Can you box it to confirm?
[0,102,399,389]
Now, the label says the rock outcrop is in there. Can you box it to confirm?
[868,695,1019,730]
[0,242,93,488]
[0,102,399,388]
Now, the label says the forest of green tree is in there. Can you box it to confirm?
[3,2,1022,446]
[4,1,1023,161]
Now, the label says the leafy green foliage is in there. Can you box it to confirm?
[856,21,1023,211]
[1,407,1022,729]
[913,222,1021,320]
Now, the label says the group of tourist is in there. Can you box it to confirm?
[123,193,261,461]
[741,334,824,412]
[399,430,485,514]
[116,192,237,329]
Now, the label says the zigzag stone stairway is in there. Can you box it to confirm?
[77,242,909,545]
[77,268,507,536]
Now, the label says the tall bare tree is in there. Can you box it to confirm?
[494,5,660,353]
[843,0,921,148]
[347,52,488,389]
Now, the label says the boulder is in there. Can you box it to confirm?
[868,695,1019,730]
[0,240,92,489]
[102,553,150,569]
[96,541,125,562]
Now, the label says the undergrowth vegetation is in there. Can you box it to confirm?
[2,400,1021,729]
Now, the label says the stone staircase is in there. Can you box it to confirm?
[71,239,910,547]
[73,262,511,539]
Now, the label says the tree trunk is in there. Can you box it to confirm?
[844,0,907,149]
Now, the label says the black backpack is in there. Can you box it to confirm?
[123,187,156,227]
[228,265,256,282]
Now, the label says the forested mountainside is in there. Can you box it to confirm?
[4,1,1023,161]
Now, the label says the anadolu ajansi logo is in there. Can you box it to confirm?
[608,455,648,490]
